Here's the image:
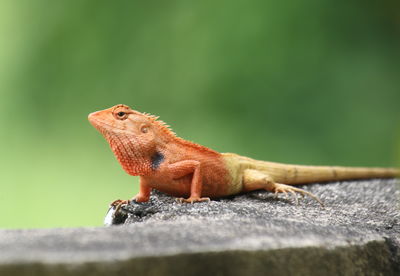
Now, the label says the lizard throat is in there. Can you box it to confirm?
[106,133,152,176]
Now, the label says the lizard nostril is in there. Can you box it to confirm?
[88,112,98,121]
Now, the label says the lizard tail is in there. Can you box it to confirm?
[222,153,399,185]
[265,163,399,185]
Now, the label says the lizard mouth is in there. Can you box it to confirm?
[88,116,125,134]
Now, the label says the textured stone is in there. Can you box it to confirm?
[0,179,399,275]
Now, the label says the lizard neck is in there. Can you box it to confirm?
[169,136,220,157]
[176,137,220,155]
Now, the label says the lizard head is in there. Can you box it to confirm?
[88,104,174,175]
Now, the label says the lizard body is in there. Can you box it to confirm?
[88,104,399,205]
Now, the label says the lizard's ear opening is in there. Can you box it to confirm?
[140,124,149,133]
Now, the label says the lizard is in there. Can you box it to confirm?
[88,104,399,208]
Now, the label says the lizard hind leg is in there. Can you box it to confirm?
[242,169,324,206]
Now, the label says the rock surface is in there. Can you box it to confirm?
[0,179,399,275]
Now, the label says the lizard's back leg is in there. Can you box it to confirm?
[243,169,323,205]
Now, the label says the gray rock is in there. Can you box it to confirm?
[0,179,399,275]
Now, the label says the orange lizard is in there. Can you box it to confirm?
[88,104,399,207]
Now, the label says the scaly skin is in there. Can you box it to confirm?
[88,104,399,207]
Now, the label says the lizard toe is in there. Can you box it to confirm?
[176,197,211,204]
[110,199,130,216]
[274,183,324,206]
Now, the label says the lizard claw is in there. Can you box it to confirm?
[110,199,131,215]
[274,183,324,206]
[176,197,211,204]
[288,190,299,205]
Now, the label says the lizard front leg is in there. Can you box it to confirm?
[111,180,152,212]
[168,160,210,203]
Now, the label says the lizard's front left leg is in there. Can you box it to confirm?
[168,160,210,203]
[111,180,152,213]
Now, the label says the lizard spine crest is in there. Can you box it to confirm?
[142,111,219,155]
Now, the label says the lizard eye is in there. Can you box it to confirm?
[114,111,128,120]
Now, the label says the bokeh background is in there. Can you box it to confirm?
[1,0,399,228]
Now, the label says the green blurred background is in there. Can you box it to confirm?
[0,0,399,229]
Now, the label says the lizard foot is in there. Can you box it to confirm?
[176,197,211,204]
[110,199,131,214]
[273,183,324,206]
